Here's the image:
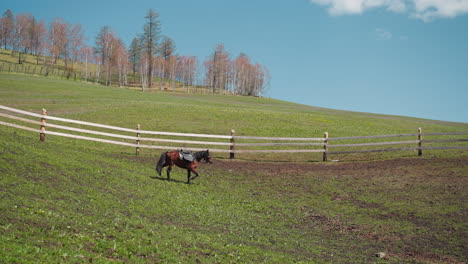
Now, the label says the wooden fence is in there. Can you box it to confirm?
[0,105,467,161]
[0,62,218,94]
[0,62,80,81]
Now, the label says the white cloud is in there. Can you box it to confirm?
[412,0,468,21]
[375,28,393,39]
[310,0,468,21]
[310,0,407,15]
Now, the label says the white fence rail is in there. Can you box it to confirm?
[1,105,467,161]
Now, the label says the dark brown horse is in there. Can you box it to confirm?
[156,150,212,184]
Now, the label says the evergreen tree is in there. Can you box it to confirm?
[128,37,141,75]
[139,9,161,88]
[95,26,112,66]
[160,36,176,78]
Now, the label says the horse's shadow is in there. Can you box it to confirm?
[150,176,190,184]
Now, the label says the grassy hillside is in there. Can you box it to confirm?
[0,49,210,93]
[0,72,466,161]
[0,73,467,263]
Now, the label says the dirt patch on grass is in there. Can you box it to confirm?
[212,157,468,263]
[114,153,467,177]
[210,157,467,177]
[118,154,467,263]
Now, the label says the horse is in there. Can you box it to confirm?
[155,150,212,184]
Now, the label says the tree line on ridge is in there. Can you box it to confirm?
[0,8,270,96]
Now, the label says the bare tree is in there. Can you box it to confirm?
[80,44,92,82]
[167,55,177,91]
[229,53,270,96]
[112,38,128,87]
[93,48,101,84]
[69,23,85,69]
[204,44,230,93]
[15,13,36,64]
[176,56,197,92]
[139,53,149,90]
[94,28,130,87]
[177,56,187,91]
[48,18,69,65]
[186,56,198,92]
[153,56,165,90]
[0,9,14,50]
[26,15,37,54]
[95,26,115,86]
[31,19,46,64]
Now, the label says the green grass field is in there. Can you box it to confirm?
[0,73,467,263]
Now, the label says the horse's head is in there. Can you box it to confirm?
[204,150,213,163]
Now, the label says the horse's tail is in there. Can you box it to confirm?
[156,152,167,176]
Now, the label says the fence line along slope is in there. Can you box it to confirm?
[1,104,466,161]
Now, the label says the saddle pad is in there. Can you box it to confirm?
[179,150,194,162]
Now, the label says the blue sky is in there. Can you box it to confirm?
[5,0,468,123]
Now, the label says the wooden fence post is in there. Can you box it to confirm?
[230,129,236,159]
[323,132,328,162]
[418,128,422,156]
[39,109,47,141]
[136,124,141,155]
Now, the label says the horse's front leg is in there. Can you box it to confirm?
[187,170,191,184]
[189,169,199,181]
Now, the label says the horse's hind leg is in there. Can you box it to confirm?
[187,170,191,184]
[166,165,173,181]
